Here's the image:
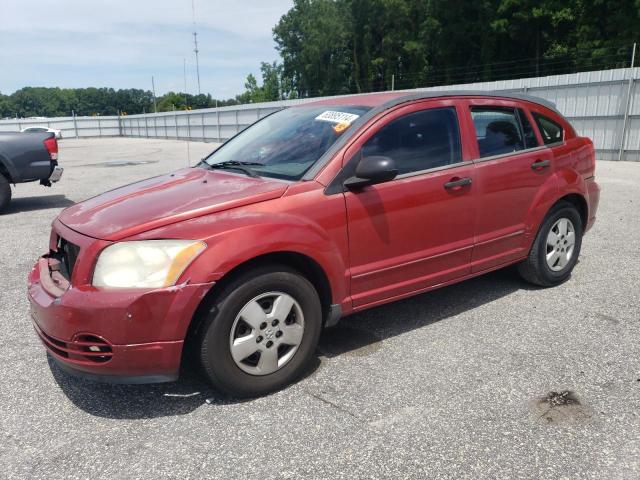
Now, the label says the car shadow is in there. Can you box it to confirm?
[50,267,538,419]
[48,353,322,419]
[5,194,74,213]
[318,267,536,358]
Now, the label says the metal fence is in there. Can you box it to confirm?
[1,66,638,160]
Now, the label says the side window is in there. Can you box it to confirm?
[532,112,563,145]
[362,107,461,175]
[471,107,524,158]
[517,109,539,148]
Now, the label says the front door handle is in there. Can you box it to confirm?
[531,159,551,170]
[444,177,472,190]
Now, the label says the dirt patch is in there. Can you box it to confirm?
[530,390,594,424]
[596,313,620,325]
[77,160,160,167]
[103,160,159,167]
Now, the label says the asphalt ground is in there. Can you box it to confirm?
[1,138,639,479]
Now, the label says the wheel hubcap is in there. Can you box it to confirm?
[229,292,305,376]
[545,217,576,271]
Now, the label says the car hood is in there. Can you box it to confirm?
[58,168,289,240]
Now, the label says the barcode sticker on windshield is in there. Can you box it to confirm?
[315,111,360,125]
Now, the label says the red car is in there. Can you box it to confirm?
[28,91,600,397]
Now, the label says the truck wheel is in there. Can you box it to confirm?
[0,173,11,213]
[518,201,583,287]
[198,265,322,398]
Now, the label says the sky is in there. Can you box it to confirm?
[0,0,294,99]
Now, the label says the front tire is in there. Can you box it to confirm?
[198,265,322,398]
[518,201,583,287]
[0,173,11,213]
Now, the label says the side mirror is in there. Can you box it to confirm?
[344,155,398,189]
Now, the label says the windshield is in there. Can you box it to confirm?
[202,105,371,180]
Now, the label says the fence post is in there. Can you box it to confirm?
[175,112,179,139]
[98,116,102,136]
[144,115,149,138]
[202,113,206,141]
[118,111,123,137]
[618,43,637,161]
[164,115,168,139]
[216,108,221,142]
[187,112,192,141]
[72,110,79,139]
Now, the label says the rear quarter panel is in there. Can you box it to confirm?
[524,104,596,233]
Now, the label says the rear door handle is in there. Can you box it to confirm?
[444,177,472,190]
[531,159,551,170]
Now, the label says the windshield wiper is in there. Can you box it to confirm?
[201,160,262,178]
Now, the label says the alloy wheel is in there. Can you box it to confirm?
[546,217,576,272]
[229,292,305,375]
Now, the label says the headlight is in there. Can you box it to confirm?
[93,240,206,288]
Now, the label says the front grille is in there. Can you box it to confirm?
[57,237,80,280]
[34,326,113,364]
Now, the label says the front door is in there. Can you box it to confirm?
[342,100,477,308]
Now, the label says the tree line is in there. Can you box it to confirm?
[2,0,638,118]
[273,0,639,97]
[0,87,244,119]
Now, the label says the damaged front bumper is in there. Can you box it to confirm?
[27,223,213,383]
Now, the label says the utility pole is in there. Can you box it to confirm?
[192,0,201,95]
[391,74,395,91]
[183,58,189,107]
[618,43,637,162]
[183,58,191,166]
[151,76,158,113]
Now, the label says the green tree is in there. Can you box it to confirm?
[274,0,352,96]
[235,62,293,103]
[272,0,639,95]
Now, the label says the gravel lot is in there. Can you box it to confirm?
[1,138,639,479]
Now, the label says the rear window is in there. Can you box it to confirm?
[471,107,524,158]
[532,113,563,145]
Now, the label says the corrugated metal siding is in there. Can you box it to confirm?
[1,66,638,160]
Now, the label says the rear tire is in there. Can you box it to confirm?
[197,265,322,398]
[518,201,583,287]
[0,173,11,213]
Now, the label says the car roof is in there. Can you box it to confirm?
[304,90,559,115]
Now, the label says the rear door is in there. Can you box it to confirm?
[341,99,477,308]
[461,98,554,272]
